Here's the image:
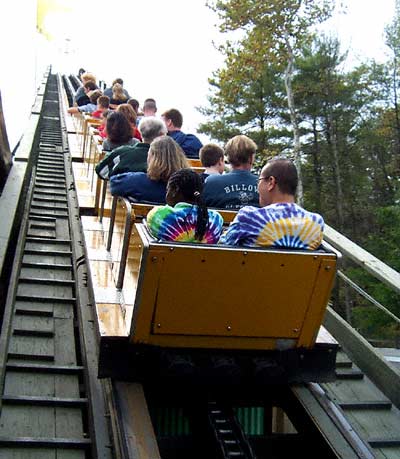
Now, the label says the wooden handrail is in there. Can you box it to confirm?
[324,224,400,295]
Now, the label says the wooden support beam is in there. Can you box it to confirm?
[114,382,161,459]
[324,307,400,410]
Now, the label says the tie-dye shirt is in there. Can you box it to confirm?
[219,202,324,249]
[147,202,224,243]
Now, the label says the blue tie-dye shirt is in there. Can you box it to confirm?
[219,202,324,249]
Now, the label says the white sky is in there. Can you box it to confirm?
[55,0,227,143]
[0,0,397,150]
[320,0,396,67]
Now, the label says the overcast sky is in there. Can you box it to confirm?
[320,0,395,67]
[55,0,226,143]
[61,0,396,139]
[0,0,397,150]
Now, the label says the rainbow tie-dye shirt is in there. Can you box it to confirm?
[219,203,324,249]
[147,202,224,243]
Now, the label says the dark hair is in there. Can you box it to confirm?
[83,81,97,91]
[199,143,224,167]
[128,98,140,113]
[97,95,110,108]
[112,78,123,86]
[101,109,111,120]
[106,112,132,145]
[167,168,209,241]
[89,89,102,104]
[162,108,183,128]
[264,158,298,195]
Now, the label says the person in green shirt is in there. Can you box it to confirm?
[95,116,167,180]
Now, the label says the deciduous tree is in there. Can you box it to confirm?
[207,0,334,204]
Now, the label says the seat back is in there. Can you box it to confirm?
[187,158,202,168]
[215,209,237,224]
[129,225,339,350]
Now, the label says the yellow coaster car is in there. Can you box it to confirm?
[98,224,340,387]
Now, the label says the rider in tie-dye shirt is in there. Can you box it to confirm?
[147,169,223,243]
[220,158,324,249]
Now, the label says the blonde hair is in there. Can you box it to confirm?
[147,137,189,182]
[225,135,257,167]
[112,83,127,101]
[81,72,96,84]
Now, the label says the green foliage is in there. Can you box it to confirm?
[352,306,399,344]
[206,0,335,201]
[365,206,400,271]
[203,0,400,343]
[197,59,287,156]
[340,206,400,343]
[208,0,333,62]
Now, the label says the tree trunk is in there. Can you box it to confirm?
[375,146,395,203]
[284,39,303,206]
[326,113,344,231]
[392,54,400,170]
[311,117,322,212]
[343,276,352,325]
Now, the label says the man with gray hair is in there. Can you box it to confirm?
[95,117,167,180]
